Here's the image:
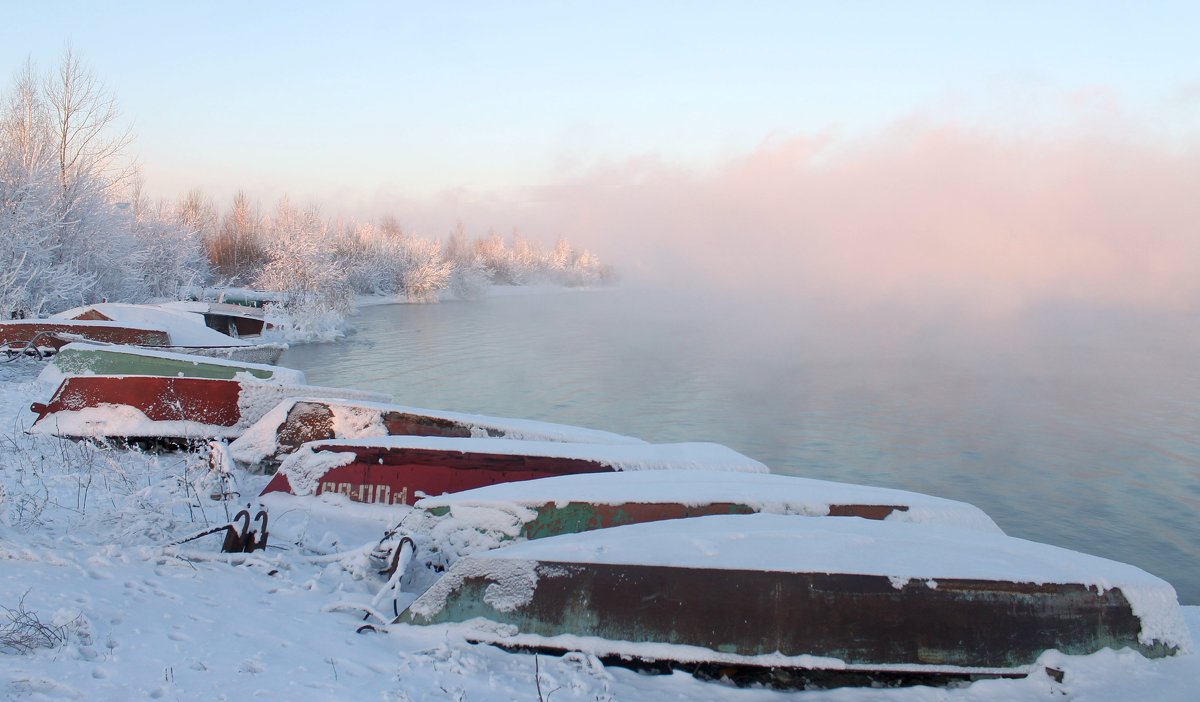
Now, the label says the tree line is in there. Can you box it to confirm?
[0,49,612,334]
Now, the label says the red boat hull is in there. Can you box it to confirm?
[1,321,170,351]
[261,445,617,506]
[31,375,244,427]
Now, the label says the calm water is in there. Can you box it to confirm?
[280,289,1200,603]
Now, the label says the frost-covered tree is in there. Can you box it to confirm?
[397,237,452,303]
[0,60,92,317]
[42,45,142,303]
[176,188,218,246]
[472,231,519,285]
[207,190,266,282]
[125,179,209,300]
[254,198,350,339]
[332,219,407,297]
[0,49,180,315]
[443,222,491,300]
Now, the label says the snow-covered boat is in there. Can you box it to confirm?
[414,469,1003,543]
[228,397,646,468]
[260,437,768,507]
[155,301,269,338]
[50,303,286,364]
[397,513,1190,683]
[27,375,390,442]
[41,343,304,386]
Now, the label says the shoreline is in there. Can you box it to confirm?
[1,342,1197,700]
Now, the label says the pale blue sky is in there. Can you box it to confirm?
[3,2,1197,212]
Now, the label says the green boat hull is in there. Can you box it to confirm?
[52,346,281,381]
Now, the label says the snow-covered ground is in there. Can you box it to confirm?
[2,359,1198,701]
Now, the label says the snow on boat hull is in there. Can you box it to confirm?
[397,515,1188,680]
[0,320,171,354]
[415,469,1003,542]
[158,343,286,366]
[228,397,645,467]
[261,438,767,506]
[27,375,389,441]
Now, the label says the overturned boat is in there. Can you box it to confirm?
[260,437,768,506]
[228,397,645,468]
[397,513,1190,683]
[27,375,390,443]
[50,303,285,364]
[414,469,1003,545]
[156,301,269,338]
[41,343,305,386]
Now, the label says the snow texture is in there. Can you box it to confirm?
[409,558,543,618]
[273,445,358,496]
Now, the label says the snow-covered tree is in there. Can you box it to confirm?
[0,60,92,317]
[125,179,209,300]
[254,198,350,339]
[42,45,142,304]
[207,190,266,282]
[396,237,452,303]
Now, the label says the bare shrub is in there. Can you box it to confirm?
[0,593,70,655]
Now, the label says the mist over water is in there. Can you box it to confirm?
[281,288,1200,603]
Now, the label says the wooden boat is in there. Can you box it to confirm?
[43,343,304,385]
[397,514,1190,684]
[47,303,284,364]
[0,319,171,355]
[228,397,645,468]
[414,469,1003,546]
[260,437,768,506]
[27,375,390,442]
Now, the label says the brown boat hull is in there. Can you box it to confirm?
[399,559,1174,675]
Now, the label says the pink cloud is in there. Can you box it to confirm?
[368,107,1200,320]
[506,116,1200,317]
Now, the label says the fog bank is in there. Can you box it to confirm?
[385,114,1200,322]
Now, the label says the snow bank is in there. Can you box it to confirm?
[415,469,1002,534]
[228,397,646,465]
[474,513,1191,651]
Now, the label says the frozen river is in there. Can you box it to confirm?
[280,287,1200,603]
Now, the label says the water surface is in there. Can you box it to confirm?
[280,289,1200,603]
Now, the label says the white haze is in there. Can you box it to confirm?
[371,109,1200,333]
